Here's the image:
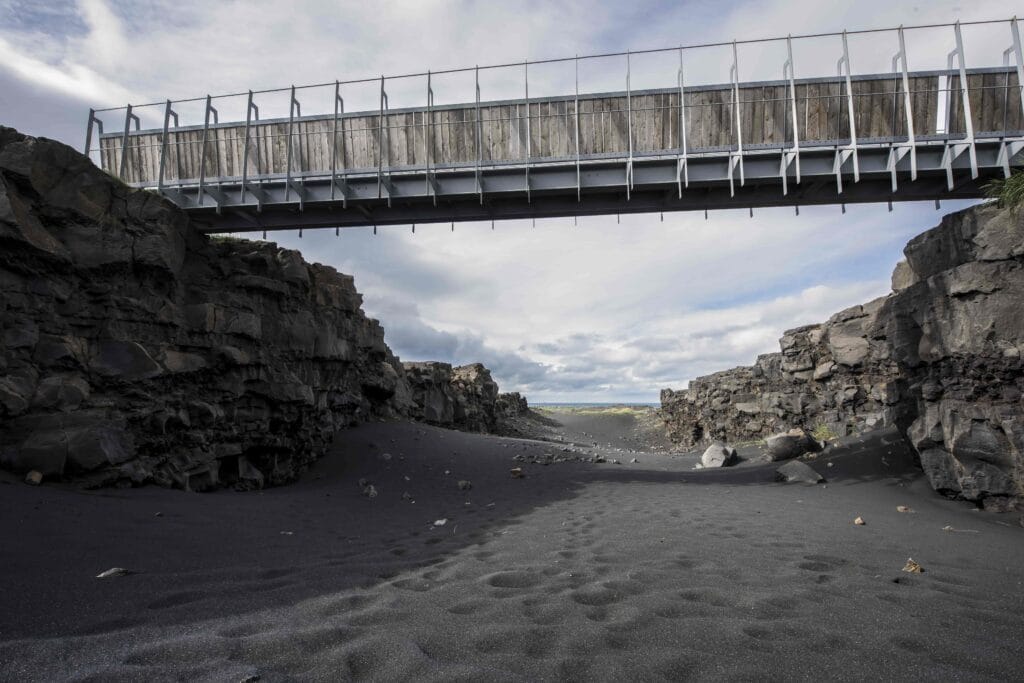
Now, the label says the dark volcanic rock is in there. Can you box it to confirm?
[0,127,418,490]
[0,127,530,490]
[765,429,822,462]
[662,203,1024,508]
[402,362,527,432]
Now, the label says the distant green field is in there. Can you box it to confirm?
[534,404,655,416]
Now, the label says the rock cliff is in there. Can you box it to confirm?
[661,203,1024,509]
[0,127,523,490]
[402,361,527,432]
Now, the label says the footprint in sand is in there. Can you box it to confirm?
[798,554,848,572]
[146,591,206,610]
[484,570,543,589]
[570,585,623,606]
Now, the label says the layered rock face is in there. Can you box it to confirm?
[661,203,1024,508]
[0,127,527,490]
[403,361,527,432]
[660,298,900,448]
[887,205,1024,509]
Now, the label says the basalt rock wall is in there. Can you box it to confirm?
[661,203,1024,508]
[403,361,528,432]
[0,127,522,490]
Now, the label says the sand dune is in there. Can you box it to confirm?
[2,419,1022,681]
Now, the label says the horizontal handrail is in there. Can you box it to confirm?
[89,17,1016,113]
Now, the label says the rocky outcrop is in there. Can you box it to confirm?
[403,361,527,432]
[662,203,1024,509]
[660,300,900,448]
[886,205,1024,510]
[0,126,525,491]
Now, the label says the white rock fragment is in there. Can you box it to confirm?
[96,567,130,579]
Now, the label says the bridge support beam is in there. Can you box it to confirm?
[179,141,1019,234]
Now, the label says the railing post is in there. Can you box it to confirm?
[1010,18,1024,130]
[784,35,801,186]
[949,21,978,178]
[893,26,917,181]
[331,81,348,206]
[575,56,582,202]
[118,104,140,181]
[677,48,689,198]
[425,71,435,203]
[838,30,860,183]
[729,41,744,196]
[476,66,484,204]
[241,90,261,206]
[84,109,104,163]
[524,60,531,203]
[625,51,633,200]
[285,85,303,203]
[197,95,218,207]
[377,76,391,205]
[158,100,179,193]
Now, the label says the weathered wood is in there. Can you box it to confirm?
[103,71,1014,184]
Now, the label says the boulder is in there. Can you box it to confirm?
[701,443,737,468]
[765,429,822,461]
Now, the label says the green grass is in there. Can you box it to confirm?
[985,171,1024,213]
[810,423,839,442]
[535,405,653,417]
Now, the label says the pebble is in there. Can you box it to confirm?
[24,470,43,486]
[510,467,524,478]
[433,518,448,526]
[854,516,865,525]
[96,567,131,579]
[457,480,472,490]
[902,558,924,573]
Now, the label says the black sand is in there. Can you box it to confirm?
[2,417,1022,681]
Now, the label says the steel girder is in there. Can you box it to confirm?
[158,140,1020,233]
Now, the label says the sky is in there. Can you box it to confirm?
[0,0,1016,402]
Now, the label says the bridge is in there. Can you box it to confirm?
[85,19,1024,234]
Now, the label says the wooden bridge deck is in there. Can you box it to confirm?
[100,69,1021,187]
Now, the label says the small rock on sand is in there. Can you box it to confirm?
[433,518,447,527]
[902,558,924,574]
[362,484,378,498]
[701,443,737,468]
[24,470,43,486]
[457,480,472,490]
[854,517,865,525]
[96,567,130,579]
[510,467,524,478]
[896,505,913,513]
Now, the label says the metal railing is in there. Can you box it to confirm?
[86,17,1024,218]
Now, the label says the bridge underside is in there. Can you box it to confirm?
[177,141,1017,233]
